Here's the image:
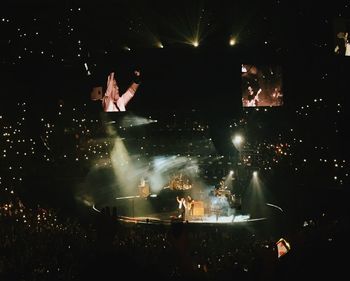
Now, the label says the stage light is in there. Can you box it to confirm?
[233,135,243,147]
[192,41,199,47]
[229,37,236,46]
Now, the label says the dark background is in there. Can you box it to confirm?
[1,0,350,115]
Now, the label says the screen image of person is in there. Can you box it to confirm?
[241,64,283,107]
[334,31,350,56]
[102,70,141,112]
[333,18,350,56]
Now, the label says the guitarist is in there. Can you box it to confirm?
[247,86,262,107]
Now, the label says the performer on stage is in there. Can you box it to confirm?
[138,177,150,198]
[176,196,187,220]
[186,195,194,217]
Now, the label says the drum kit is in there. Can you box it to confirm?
[213,180,231,197]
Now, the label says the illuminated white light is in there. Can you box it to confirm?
[233,135,243,146]
[92,205,101,212]
[229,38,236,46]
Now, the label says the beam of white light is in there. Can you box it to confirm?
[92,204,101,212]
[266,203,284,212]
[166,3,212,48]
[116,195,141,200]
[110,136,139,195]
[120,114,156,127]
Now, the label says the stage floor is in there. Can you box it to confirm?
[94,190,283,227]
[116,213,267,225]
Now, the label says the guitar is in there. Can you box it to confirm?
[247,88,262,106]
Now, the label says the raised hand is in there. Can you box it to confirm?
[133,70,141,84]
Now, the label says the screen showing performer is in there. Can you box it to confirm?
[334,18,350,56]
[90,69,141,112]
[241,64,283,107]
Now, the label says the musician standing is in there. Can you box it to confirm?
[246,86,261,107]
[176,196,187,220]
[186,195,194,217]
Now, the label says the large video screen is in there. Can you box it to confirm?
[241,64,283,107]
[96,71,141,112]
[333,18,350,56]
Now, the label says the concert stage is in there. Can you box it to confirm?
[116,213,265,226]
[95,187,282,227]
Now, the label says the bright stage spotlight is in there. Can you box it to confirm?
[229,37,236,46]
[232,134,244,148]
[157,42,164,48]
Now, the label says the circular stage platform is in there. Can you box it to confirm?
[93,187,284,228]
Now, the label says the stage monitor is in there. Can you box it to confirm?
[333,18,350,56]
[241,64,283,107]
